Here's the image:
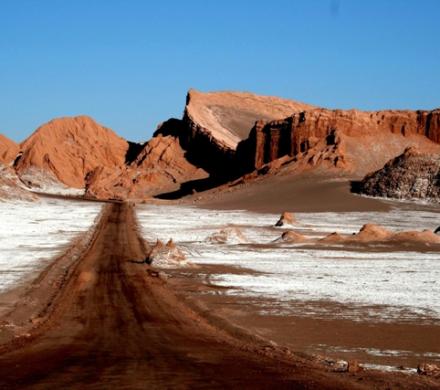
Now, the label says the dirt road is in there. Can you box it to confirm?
[0,203,437,389]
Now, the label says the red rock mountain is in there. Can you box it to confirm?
[15,116,129,188]
[5,91,440,201]
[0,134,19,164]
[155,90,314,182]
[85,135,207,200]
[184,89,314,149]
[236,108,440,176]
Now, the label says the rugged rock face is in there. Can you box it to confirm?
[353,147,440,201]
[4,91,440,202]
[85,135,207,200]
[155,90,314,181]
[236,108,440,176]
[15,116,130,189]
[0,135,19,164]
[184,89,314,149]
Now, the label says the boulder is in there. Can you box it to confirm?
[280,231,307,243]
[275,212,296,227]
[354,147,440,201]
[391,230,440,244]
[319,232,346,243]
[347,360,362,373]
[147,239,187,267]
[417,363,440,377]
[208,227,247,244]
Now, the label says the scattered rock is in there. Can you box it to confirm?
[319,232,345,243]
[348,360,362,373]
[331,360,349,373]
[317,357,349,373]
[208,227,247,244]
[275,212,296,227]
[279,230,307,243]
[354,224,392,241]
[417,363,440,377]
[147,239,187,268]
[391,230,440,244]
[318,223,440,246]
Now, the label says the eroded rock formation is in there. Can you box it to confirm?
[275,212,296,227]
[3,90,440,202]
[236,108,440,176]
[85,135,207,200]
[353,147,440,201]
[15,116,130,189]
[0,164,37,201]
[155,90,314,182]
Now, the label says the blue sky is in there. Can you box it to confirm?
[1,0,439,142]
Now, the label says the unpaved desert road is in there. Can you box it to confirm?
[0,203,435,389]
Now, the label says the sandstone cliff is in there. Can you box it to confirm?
[236,108,440,176]
[353,147,440,201]
[155,90,314,180]
[0,134,19,164]
[5,91,440,202]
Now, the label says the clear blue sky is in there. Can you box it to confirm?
[1,0,439,143]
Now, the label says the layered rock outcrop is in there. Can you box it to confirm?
[155,90,314,181]
[236,108,440,176]
[4,90,440,202]
[353,147,440,201]
[0,134,19,164]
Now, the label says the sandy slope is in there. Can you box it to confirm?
[0,203,437,388]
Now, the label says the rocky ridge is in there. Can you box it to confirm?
[85,135,207,200]
[236,108,440,176]
[15,116,130,189]
[2,91,440,202]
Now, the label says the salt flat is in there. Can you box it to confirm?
[137,204,440,323]
[0,198,102,292]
